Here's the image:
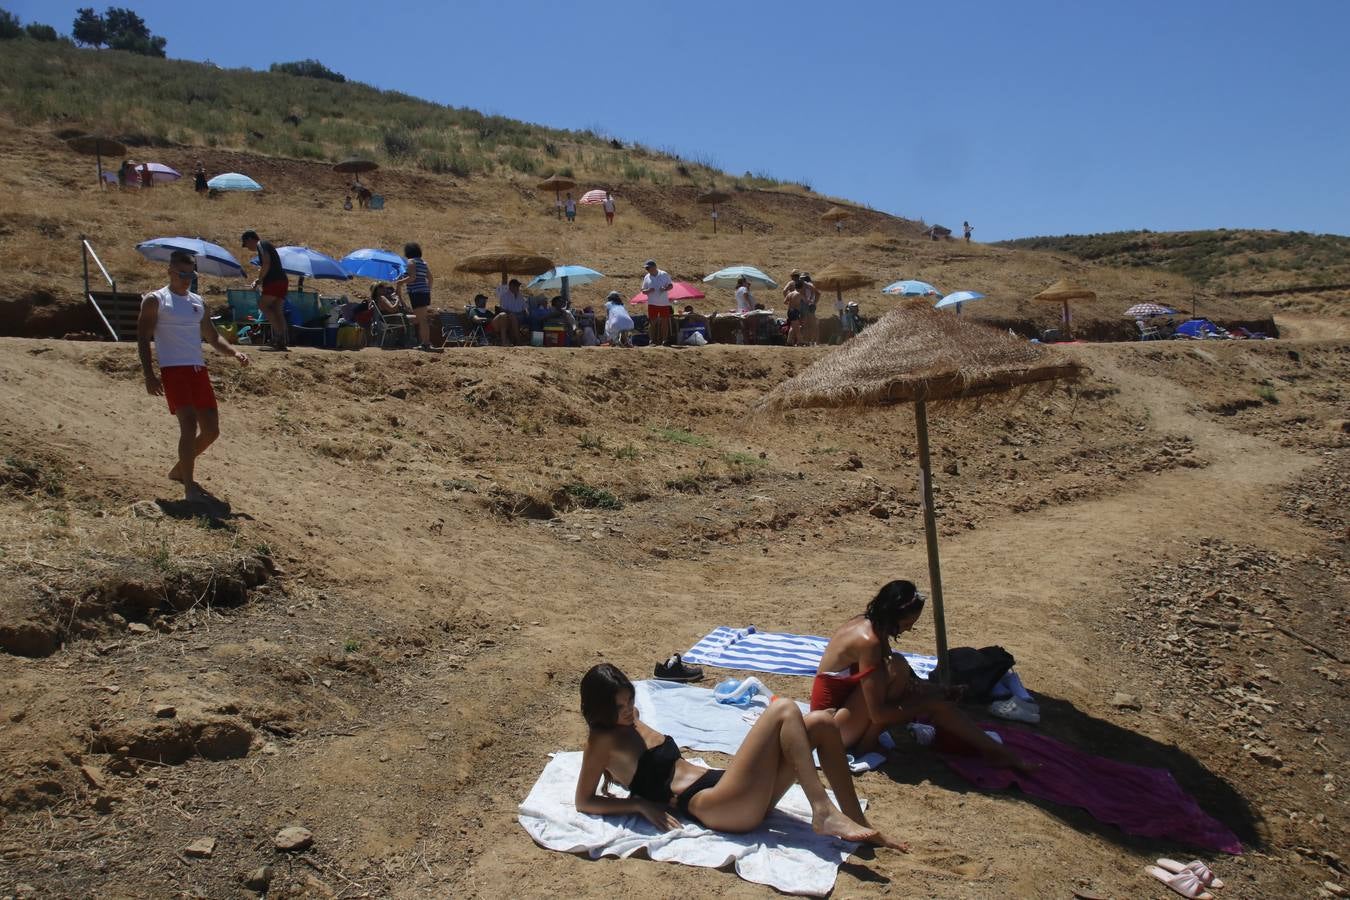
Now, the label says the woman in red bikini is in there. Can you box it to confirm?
[574,663,907,849]
[812,580,1034,771]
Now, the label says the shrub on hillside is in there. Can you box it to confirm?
[26,22,58,41]
[270,58,345,83]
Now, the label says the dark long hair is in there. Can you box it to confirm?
[403,242,422,259]
[865,580,924,637]
[581,663,632,730]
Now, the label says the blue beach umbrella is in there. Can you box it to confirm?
[340,248,406,281]
[528,265,604,291]
[207,172,262,192]
[136,237,244,278]
[934,290,986,314]
[703,265,778,289]
[882,279,941,296]
[528,264,604,301]
[251,246,352,289]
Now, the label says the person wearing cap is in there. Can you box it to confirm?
[640,259,674,346]
[241,230,290,351]
[493,276,528,346]
[137,249,249,502]
[603,291,635,347]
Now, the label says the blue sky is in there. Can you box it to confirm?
[14,0,1349,241]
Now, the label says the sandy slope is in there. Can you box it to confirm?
[0,331,1344,898]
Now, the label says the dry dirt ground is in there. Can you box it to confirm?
[0,327,1345,899]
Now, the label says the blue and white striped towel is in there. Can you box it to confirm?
[683,626,939,680]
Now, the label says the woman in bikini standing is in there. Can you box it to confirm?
[574,663,907,849]
[812,580,1035,770]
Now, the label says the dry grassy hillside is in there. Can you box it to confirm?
[0,122,1273,342]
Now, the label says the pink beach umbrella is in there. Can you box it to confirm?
[630,281,706,304]
[580,189,610,205]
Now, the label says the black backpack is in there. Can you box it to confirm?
[928,645,1016,701]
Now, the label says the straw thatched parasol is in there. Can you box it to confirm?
[810,264,873,336]
[537,174,577,219]
[454,241,555,281]
[698,189,732,233]
[760,301,1083,680]
[821,206,852,232]
[333,158,379,174]
[1033,278,1096,340]
[66,134,127,188]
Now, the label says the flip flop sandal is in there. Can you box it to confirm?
[1157,859,1224,890]
[1146,865,1213,900]
[654,653,703,683]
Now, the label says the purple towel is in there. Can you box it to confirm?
[942,726,1242,854]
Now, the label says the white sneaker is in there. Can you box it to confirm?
[988,697,1041,724]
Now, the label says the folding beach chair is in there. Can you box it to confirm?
[438,311,471,348]
[371,303,410,349]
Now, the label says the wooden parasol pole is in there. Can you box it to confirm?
[1062,300,1073,340]
[913,396,951,685]
[555,190,562,220]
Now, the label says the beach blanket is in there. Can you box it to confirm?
[684,625,938,678]
[633,680,885,773]
[682,626,1035,704]
[943,726,1243,854]
[518,751,866,896]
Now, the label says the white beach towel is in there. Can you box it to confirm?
[633,680,886,773]
[518,751,866,896]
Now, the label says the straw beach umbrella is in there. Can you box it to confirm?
[760,302,1083,681]
[454,240,554,281]
[537,174,577,219]
[821,206,852,233]
[1033,278,1096,340]
[698,189,732,233]
[66,134,127,188]
[811,263,874,321]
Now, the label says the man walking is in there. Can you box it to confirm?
[641,259,674,346]
[963,221,973,243]
[137,250,249,501]
[241,229,290,351]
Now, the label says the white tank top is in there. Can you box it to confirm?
[151,286,207,368]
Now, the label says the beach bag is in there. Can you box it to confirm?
[928,646,1015,701]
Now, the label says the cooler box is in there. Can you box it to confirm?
[542,325,567,347]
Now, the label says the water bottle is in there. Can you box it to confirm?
[713,677,766,707]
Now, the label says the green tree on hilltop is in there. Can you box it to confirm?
[270,59,346,82]
[72,6,165,56]
[0,8,22,40]
[71,7,106,45]
[26,23,59,41]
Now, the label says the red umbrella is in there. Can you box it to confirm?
[580,189,609,205]
[630,281,706,304]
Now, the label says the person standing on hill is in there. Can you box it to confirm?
[193,160,208,193]
[784,280,804,346]
[137,250,249,502]
[602,191,616,225]
[641,259,674,346]
[396,242,437,352]
[800,273,820,345]
[564,193,577,224]
[735,275,754,313]
[963,221,973,243]
[241,230,290,352]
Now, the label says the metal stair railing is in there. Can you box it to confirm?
[81,234,120,341]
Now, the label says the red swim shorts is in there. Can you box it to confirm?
[647,304,672,319]
[261,280,288,300]
[161,365,217,414]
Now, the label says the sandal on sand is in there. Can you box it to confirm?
[1157,859,1224,890]
[654,653,703,683]
[1146,865,1214,900]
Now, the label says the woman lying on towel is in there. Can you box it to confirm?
[813,580,1035,771]
[576,663,907,849]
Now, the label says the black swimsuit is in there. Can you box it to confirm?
[627,735,725,824]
